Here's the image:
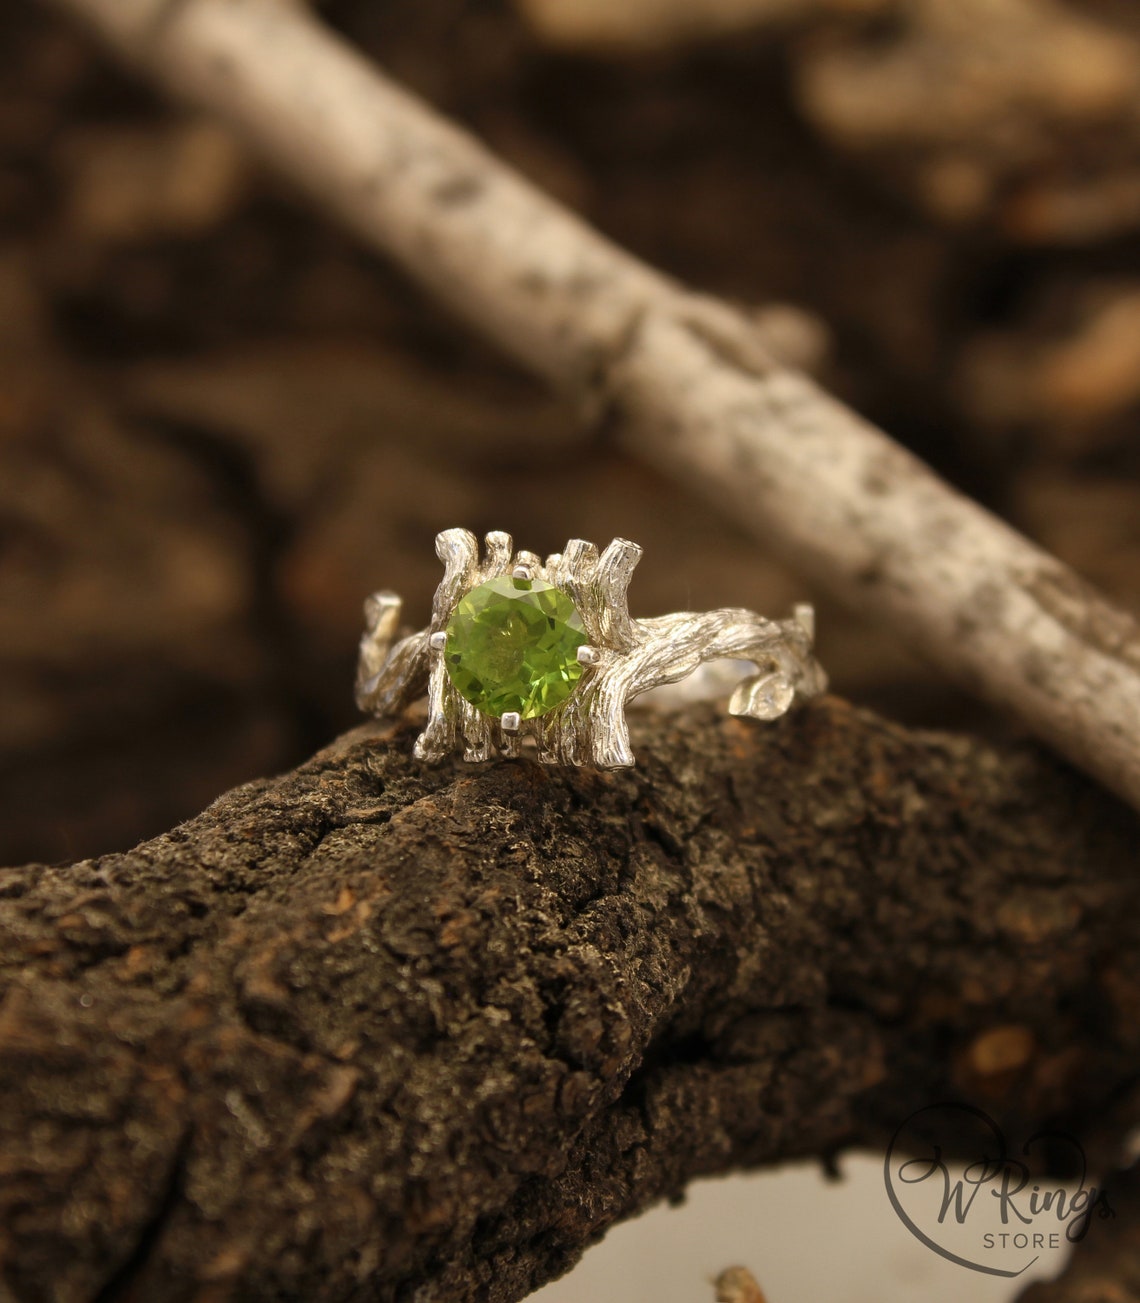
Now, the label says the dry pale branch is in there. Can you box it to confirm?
[51,0,1140,812]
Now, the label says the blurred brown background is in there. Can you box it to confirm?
[3,0,1139,867]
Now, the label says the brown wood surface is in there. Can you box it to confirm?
[2,698,1138,1301]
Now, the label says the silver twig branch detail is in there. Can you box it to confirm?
[356,529,827,768]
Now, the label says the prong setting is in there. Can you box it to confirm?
[500,711,521,734]
[429,630,447,652]
[577,645,601,666]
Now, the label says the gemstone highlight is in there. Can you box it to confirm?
[443,576,588,719]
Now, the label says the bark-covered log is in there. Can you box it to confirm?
[2,698,1139,1301]
[1020,1161,1140,1303]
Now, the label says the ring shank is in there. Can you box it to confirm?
[632,659,755,708]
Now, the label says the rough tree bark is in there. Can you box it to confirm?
[1021,1161,1140,1303]
[52,0,1140,815]
[2,700,1138,1301]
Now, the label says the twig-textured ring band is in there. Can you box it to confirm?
[355,528,828,769]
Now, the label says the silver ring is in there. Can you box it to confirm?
[355,528,827,769]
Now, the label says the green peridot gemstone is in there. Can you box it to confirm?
[444,576,588,719]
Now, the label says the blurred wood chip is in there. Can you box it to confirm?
[713,1265,768,1303]
[958,283,1140,459]
[1012,472,1140,613]
[795,0,1140,238]
[55,118,250,244]
[512,0,885,52]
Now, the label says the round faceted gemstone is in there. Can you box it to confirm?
[444,576,588,719]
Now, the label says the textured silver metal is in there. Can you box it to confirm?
[355,528,828,768]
